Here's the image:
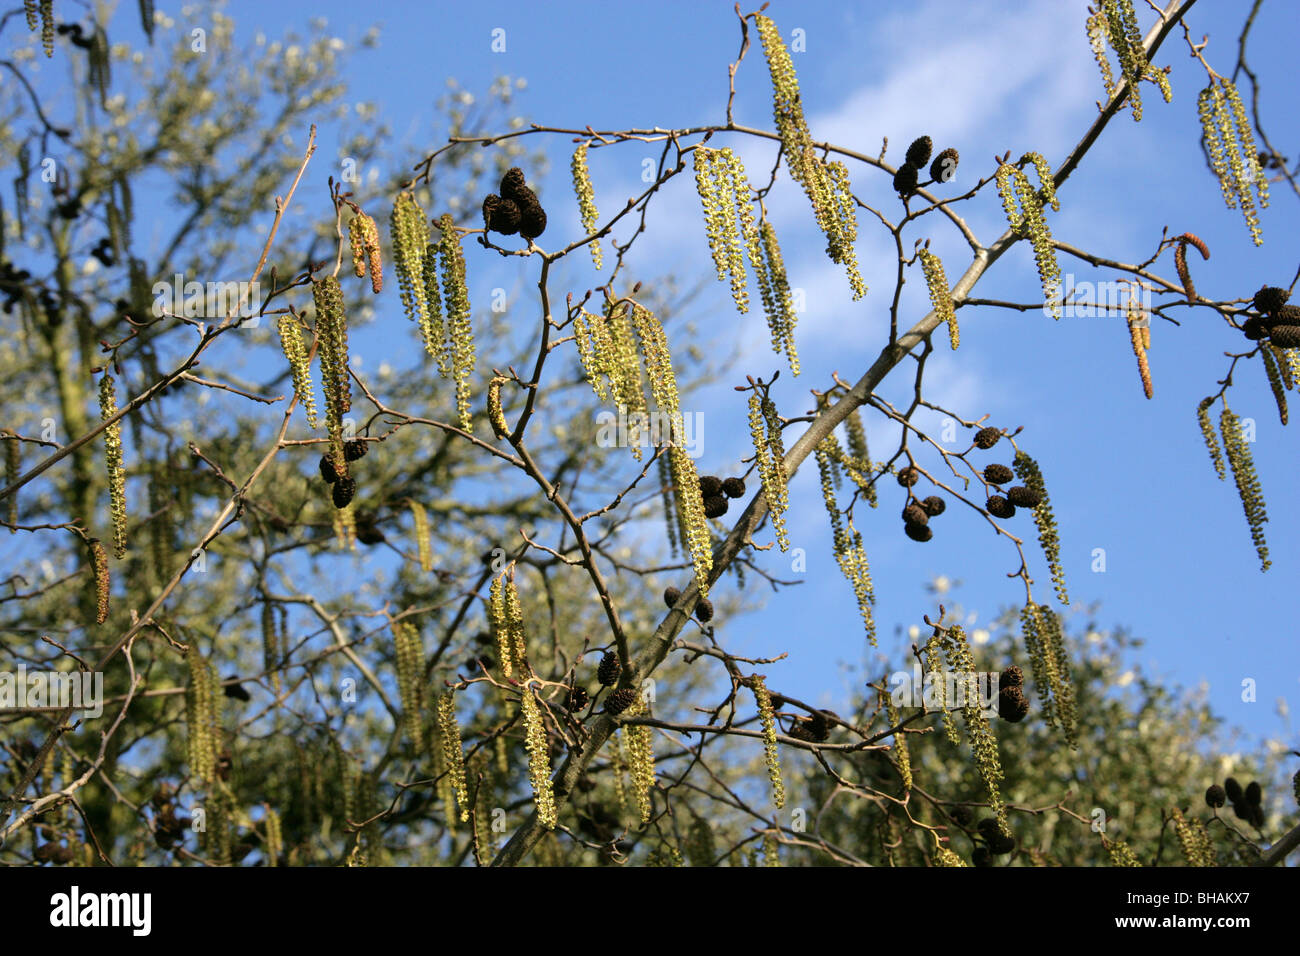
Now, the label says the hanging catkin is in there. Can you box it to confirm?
[99,373,129,558]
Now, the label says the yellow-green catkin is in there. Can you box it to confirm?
[407,498,431,572]
[922,632,958,745]
[519,682,557,829]
[488,571,530,677]
[185,648,219,785]
[762,833,780,867]
[4,432,18,527]
[623,695,656,825]
[943,625,1007,829]
[436,693,470,822]
[1085,8,1116,100]
[89,538,109,625]
[1171,808,1215,866]
[686,816,716,867]
[277,316,318,428]
[1197,398,1227,480]
[419,240,445,363]
[1013,450,1069,604]
[264,807,283,866]
[748,394,790,551]
[843,408,878,507]
[996,162,1063,318]
[487,376,509,439]
[1219,406,1270,571]
[571,142,603,269]
[1106,837,1142,866]
[918,246,958,349]
[754,14,865,299]
[1100,0,1148,120]
[814,435,876,644]
[38,0,53,56]
[759,221,800,374]
[348,211,383,294]
[882,688,911,791]
[668,445,712,598]
[98,373,128,558]
[1020,602,1077,748]
[262,599,280,694]
[392,619,425,751]
[333,501,356,551]
[390,191,432,328]
[436,214,475,431]
[933,845,968,867]
[751,676,785,810]
[1260,346,1288,426]
[1272,344,1297,392]
[692,148,748,312]
[312,277,351,475]
[1198,78,1267,246]
[24,0,37,31]
[610,728,631,822]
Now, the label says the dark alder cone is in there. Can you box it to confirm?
[904,521,933,542]
[972,846,993,867]
[787,721,815,742]
[695,597,714,623]
[983,463,1014,485]
[663,586,681,608]
[986,495,1016,519]
[518,197,547,240]
[355,514,386,544]
[1269,325,1300,348]
[1252,285,1290,315]
[51,845,75,864]
[223,677,251,702]
[1245,781,1262,806]
[921,495,946,516]
[597,651,622,687]
[998,686,1030,722]
[1241,316,1265,340]
[1224,777,1244,803]
[1248,803,1265,828]
[951,804,974,826]
[1006,485,1041,508]
[906,135,933,168]
[500,167,531,203]
[893,163,919,196]
[1205,784,1227,809]
[974,426,1001,449]
[703,494,729,519]
[807,711,831,742]
[332,475,357,508]
[897,465,920,487]
[567,686,590,711]
[319,454,340,483]
[482,194,521,235]
[978,818,1017,855]
[722,476,746,498]
[999,665,1024,690]
[35,842,57,862]
[344,439,368,461]
[604,687,638,715]
[1268,304,1300,328]
[768,694,786,710]
[902,502,929,526]
[698,475,723,497]
[930,147,960,184]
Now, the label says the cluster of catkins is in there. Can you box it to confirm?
[892,135,960,198]
[697,472,746,520]
[482,167,547,242]
[1242,286,1299,348]
[318,438,369,509]
[1205,776,1266,828]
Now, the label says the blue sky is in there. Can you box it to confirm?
[20,1,1297,763]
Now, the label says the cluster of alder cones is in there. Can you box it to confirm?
[997,664,1030,723]
[1242,285,1300,348]
[699,473,746,519]
[663,585,713,624]
[1205,776,1266,828]
[318,439,369,509]
[482,167,547,241]
[948,805,1017,865]
[971,426,1040,521]
[892,135,960,198]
